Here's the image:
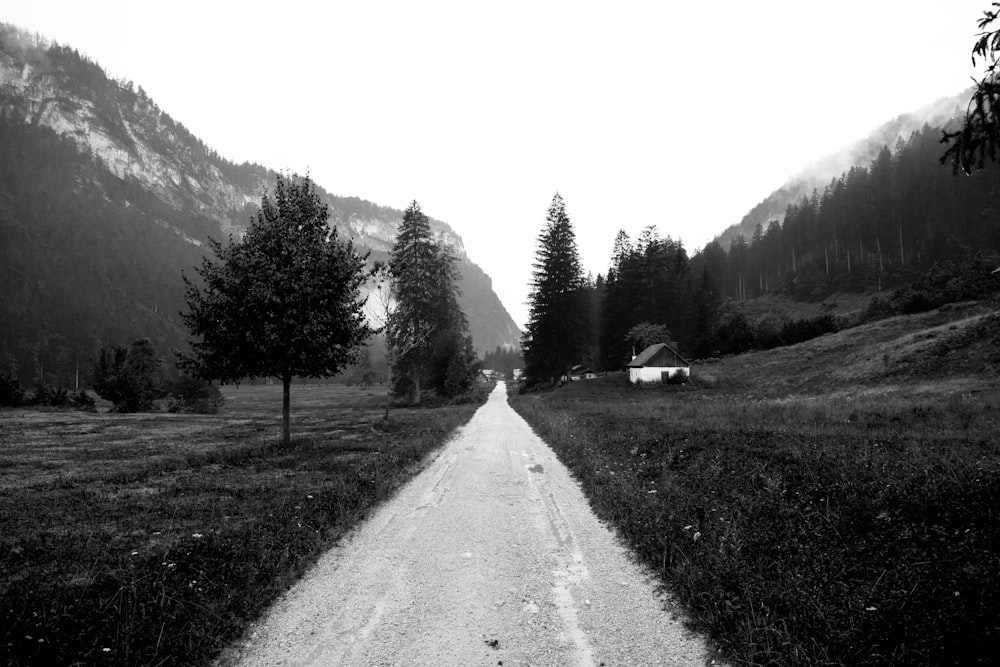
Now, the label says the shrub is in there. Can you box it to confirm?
[780,314,839,346]
[891,286,932,314]
[92,339,161,412]
[667,368,688,385]
[0,372,25,407]
[70,389,96,411]
[162,376,225,414]
[863,296,896,323]
[29,384,69,407]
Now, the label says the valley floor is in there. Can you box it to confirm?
[222,383,711,666]
[510,299,1000,666]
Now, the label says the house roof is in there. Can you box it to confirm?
[626,343,691,368]
[571,364,595,374]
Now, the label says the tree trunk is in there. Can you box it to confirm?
[898,217,905,265]
[412,373,421,406]
[282,373,291,446]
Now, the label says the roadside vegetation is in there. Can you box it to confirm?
[0,383,488,666]
[509,300,1000,665]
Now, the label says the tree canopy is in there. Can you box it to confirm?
[181,173,373,443]
[942,3,1000,173]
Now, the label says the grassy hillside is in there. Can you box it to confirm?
[510,299,1000,666]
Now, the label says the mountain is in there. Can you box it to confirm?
[713,91,971,250]
[0,25,520,383]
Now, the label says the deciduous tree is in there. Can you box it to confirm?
[942,3,1000,173]
[180,174,373,444]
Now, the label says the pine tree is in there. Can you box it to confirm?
[180,174,373,445]
[387,201,474,403]
[522,193,587,385]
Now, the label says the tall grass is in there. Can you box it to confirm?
[0,385,486,666]
[511,383,1000,665]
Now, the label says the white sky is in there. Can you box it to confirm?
[4,0,989,328]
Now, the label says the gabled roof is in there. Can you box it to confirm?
[627,342,691,368]
[571,364,595,374]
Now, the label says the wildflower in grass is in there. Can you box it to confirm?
[192,533,203,538]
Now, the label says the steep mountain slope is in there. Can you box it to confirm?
[714,91,970,250]
[0,25,519,381]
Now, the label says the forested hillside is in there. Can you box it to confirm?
[0,24,519,386]
[580,120,1000,370]
[713,92,968,250]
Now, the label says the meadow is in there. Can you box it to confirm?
[510,300,1000,666]
[0,383,485,666]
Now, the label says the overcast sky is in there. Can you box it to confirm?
[4,1,990,328]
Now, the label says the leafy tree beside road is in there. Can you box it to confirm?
[181,174,373,444]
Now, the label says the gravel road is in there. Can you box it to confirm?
[221,382,711,666]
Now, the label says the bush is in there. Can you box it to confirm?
[888,255,1000,317]
[93,339,161,412]
[780,314,840,346]
[863,296,896,323]
[162,376,225,414]
[667,368,688,385]
[70,389,96,411]
[0,372,25,407]
[29,384,69,407]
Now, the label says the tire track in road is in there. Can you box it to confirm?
[221,383,711,666]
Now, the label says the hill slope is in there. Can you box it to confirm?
[713,91,969,250]
[0,24,519,382]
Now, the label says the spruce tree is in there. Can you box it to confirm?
[387,201,474,403]
[522,193,587,385]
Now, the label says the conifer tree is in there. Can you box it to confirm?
[387,201,475,403]
[180,174,373,445]
[522,193,587,384]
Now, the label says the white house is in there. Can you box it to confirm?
[626,343,691,384]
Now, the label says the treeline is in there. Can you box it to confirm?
[576,121,1000,370]
[701,122,1000,304]
[481,346,523,378]
[0,116,206,385]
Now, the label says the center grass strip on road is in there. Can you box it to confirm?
[0,384,489,666]
[509,378,1000,666]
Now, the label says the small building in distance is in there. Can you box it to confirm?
[626,343,690,384]
[569,364,598,381]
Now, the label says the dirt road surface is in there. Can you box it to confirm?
[222,383,711,666]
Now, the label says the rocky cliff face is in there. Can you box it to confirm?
[0,25,519,358]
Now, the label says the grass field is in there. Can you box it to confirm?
[0,383,486,666]
[510,300,1000,666]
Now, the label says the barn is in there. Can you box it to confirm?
[626,343,691,384]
